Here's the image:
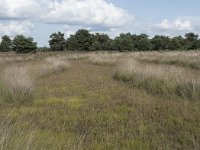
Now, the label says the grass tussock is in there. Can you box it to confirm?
[114,59,200,100]
[138,55,200,70]
[66,53,92,60]
[130,51,200,70]
[88,53,121,65]
[34,57,71,77]
[0,56,70,105]
[0,66,34,104]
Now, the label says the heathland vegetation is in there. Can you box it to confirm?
[0,51,200,149]
[0,29,200,149]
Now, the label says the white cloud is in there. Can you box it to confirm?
[0,0,133,30]
[63,25,77,38]
[156,19,192,31]
[42,0,133,29]
[0,0,47,20]
[141,17,200,37]
[174,19,192,30]
[0,21,34,36]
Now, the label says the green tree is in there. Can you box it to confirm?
[0,35,12,52]
[113,33,135,51]
[12,35,37,53]
[151,35,170,50]
[90,33,112,51]
[66,35,79,51]
[49,32,65,51]
[168,36,183,50]
[185,32,198,41]
[185,33,199,50]
[66,29,93,51]
[133,34,151,51]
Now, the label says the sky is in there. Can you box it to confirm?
[0,0,200,46]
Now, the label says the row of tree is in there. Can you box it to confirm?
[0,35,37,53]
[1,29,200,53]
[49,30,200,51]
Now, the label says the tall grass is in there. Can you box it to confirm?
[137,55,200,70]
[0,66,34,104]
[114,59,200,101]
[0,114,85,150]
[0,111,35,150]
[129,51,200,70]
[88,53,121,65]
[0,56,70,105]
[34,57,71,77]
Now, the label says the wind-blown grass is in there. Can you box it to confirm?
[88,53,120,65]
[137,55,200,70]
[131,51,200,70]
[114,59,200,101]
[0,66,34,105]
[0,111,85,150]
[1,51,200,149]
[34,57,71,77]
[0,56,70,105]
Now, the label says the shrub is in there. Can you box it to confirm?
[12,35,37,53]
[0,35,12,52]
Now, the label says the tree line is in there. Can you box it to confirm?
[1,29,200,53]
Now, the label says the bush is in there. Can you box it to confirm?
[12,35,37,53]
[0,35,12,52]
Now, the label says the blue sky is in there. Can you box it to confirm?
[0,0,200,46]
[109,0,200,19]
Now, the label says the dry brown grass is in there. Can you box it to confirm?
[88,52,123,65]
[0,51,200,149]
[114,58,200,100]
[130,51,200,70]
[0,55,70,105]
[33,57,71,77]
[0,65,34,104]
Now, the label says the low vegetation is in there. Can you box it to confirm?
[88,53,121,65]
[0,66,34,105]
[0,51,200,149]
[135,51,200,70]
[0,55,70,105]
[114,59,200,100]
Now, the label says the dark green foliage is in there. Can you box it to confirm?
[168,37,183,50]
[90,33,112,51]
[49,29,200,51]
[49,32,65,51]
[66,35,79,51]
[185,33,199,50]
[113,33,135,51]
[133,34,151,51]
[185,32,198,41]
[151,35,170,50]
[12,35,37,53]
[0,35,12,52]
[66,29,93,51]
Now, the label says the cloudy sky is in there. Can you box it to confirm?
[0,0,200,46]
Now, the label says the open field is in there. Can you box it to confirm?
[0,51,200,149]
